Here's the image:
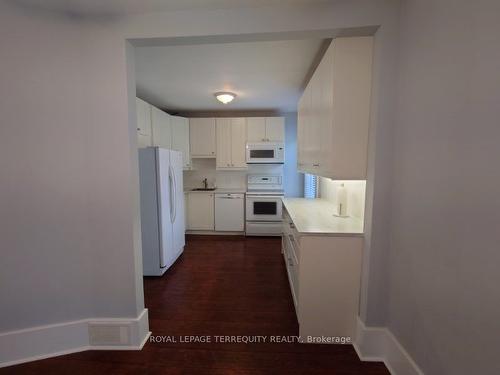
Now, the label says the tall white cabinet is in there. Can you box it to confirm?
[151,106,172,149]
[216,118,247,170]
[136,98,152,148]
[171,116,191,169]
[136,98,191,170]
[297,36,373,179]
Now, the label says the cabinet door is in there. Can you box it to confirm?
[308,71,323,171]
[189,118,216,157]
[187,193,214,230]
[329,37,373,179]
[230,118,247,168]
[318,44,335,175]
[216,118,232,169]
[171,116,191,169]
[136,98,152,148]
[151,106,172,149]
[265,117,285,142]
[297,93,306,170]
[246,117,266,142]
[300,84,314,169]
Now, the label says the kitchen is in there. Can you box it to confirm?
[135,35,372,342]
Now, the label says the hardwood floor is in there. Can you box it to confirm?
[3,235,388,374]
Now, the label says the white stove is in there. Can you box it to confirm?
[245,174,284,236]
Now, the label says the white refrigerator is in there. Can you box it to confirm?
[139,147,185,276]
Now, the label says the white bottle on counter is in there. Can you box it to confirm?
[335,183,349,217]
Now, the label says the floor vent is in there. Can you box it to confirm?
[88,323,131,346]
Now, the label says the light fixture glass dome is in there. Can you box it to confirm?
[214,92,236,104]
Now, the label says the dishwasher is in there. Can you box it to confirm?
[215,193,245,232]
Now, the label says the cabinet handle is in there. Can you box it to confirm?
[313,163,320,167]
[137,128,140,131]
[289,223,295,229]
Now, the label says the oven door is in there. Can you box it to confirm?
[246,195,283,221]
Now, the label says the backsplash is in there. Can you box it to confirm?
[318,177,366,220]
[184,160,284,190]
[184,158,246,189]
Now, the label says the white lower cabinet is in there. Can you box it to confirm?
[282,205,362,341]
[186,192,214,230]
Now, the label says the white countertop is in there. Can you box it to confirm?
[282,198,364,237]
[184,187,246,194]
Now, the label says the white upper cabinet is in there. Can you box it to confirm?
[246,117,266,142]
[297,36,373,180]
[189,118,216,158]
[229,118,247,168]
[151,106,172,149]
[136,98,152,148]
[140,99,190,169]
[171,116,191,170]
[264,117,285,141]
[216,118,247,170]
[246,117,285,142]
[216,118,231,169]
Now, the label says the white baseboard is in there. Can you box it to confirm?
[0,308,150,368]
[353,317,424,375]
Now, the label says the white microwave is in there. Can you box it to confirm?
[246,142,285,164]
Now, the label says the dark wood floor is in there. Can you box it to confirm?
[3,236,388,374]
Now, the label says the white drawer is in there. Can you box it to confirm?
[246,221,283,236]
[284,234,299,308]
[287,233,299,266]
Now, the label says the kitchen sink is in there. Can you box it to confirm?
[191,188,216,191]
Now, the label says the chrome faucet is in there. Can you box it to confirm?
[203,178,208,189]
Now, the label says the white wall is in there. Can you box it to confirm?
[385,0,500,373]
[0,2,144,335]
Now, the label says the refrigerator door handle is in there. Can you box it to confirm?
[169,165,177,223]
[168,165,174,223]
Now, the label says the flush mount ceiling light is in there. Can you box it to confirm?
[214,92,236,104]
